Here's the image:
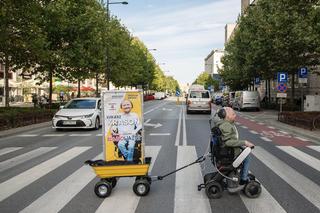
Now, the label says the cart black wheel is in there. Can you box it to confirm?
[205,181,223,199]
[244,180,262,198]
[105,177,117,188]
[133,179,150,196]
[94,181,112,198]
[204,172,217,184]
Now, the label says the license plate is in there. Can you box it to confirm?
[63,120,76,125]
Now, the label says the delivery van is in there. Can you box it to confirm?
[233,91,260,111]
[186,89,211,114]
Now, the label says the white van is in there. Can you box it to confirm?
[186,89,211,114]
[154,92,165,100]
[233,91,260,111]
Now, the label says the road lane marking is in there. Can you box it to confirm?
[253,146,320,209]
[279,131,289,135]
[235,122,240,125]
[174,146,211,213]
[257,122,264,125]
[267,126,276,129]
[0,146,90,202]
[69,134,92,137]
[95,146,161,213]
[277,146,320,172]
[308,146,320,152]
[260,137,272,142]
[182,105,187,146]
[17,134,38,137]
[241,126,248,129]
[250,130,258,134]
[149,133,171,136]
[21,153,103,213]
[295,137,309,142]
[96,134,103,136]
[175,107,182,146]
[0,147,23,156]
[240,179,286,213]
[42,134,65,137]
[0,147,57,173]
[144,102,168,115]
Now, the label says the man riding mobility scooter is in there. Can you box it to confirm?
[198,107,262,199]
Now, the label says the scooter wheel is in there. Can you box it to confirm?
[94,181,112,198]
[205,182,223,199]
[133,179,150,196]
[105,177,117,188]
[244,180,262,198]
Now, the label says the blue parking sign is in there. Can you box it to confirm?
[175,90,180,97]
[277,72,288,83]
[255,77,261,85]
[298,67,308,78]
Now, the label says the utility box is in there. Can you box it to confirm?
[304,95,320,111]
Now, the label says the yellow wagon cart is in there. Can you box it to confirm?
[85,157,152,198]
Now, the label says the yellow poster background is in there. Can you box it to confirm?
[103,91,144,163]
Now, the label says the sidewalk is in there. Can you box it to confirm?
[242,109,320,145]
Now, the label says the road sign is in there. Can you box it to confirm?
[277,93,287,98]
[277,83,287,93]
[298,67,308,78]
[255,77,261,85]
[175,90,180,97]
[277,72,288,83]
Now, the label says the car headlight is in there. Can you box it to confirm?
[82,113,94,118]
[54,114,62,118]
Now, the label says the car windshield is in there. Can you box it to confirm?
[64,99,96,109]
[190,91,209,98]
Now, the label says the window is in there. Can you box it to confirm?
[65,99,97,109]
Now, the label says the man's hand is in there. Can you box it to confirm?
[245,140,254,148]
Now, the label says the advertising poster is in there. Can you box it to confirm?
[102,90,144,164]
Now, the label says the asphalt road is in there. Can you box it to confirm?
[0,97,319,213]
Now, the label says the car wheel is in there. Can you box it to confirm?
[94,117,100,130]
[55,128,63,132]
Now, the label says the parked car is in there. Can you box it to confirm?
[186,89,212,114]
[154,92,166,100]
[52,98,102,130]
[233,91,260,111]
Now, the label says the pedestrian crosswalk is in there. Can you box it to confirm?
[0,145,319,212]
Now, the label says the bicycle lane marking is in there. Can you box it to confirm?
[235,116,312,147]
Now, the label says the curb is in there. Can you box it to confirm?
[0,121,52,138]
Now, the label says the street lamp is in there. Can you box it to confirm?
[101,0,128,90]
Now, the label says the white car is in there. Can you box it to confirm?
[52,98,102,130]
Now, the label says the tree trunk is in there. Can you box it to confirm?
[95,72,99,97]
[268,79,271,103]
[291,73,295,104]
[4,55,10,107]
[77,79,81,98]
[48,67,53,108]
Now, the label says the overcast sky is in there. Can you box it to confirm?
[110,0,241,85]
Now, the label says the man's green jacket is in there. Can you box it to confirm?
[216,119,246,156]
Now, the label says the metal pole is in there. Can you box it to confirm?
[280,98,282,113]
[106,0,110,90]
[301,83,304,112]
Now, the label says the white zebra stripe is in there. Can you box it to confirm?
[21,154,103,213]
[253,146,320,209]
[277,146,320,172]
[174,146,211,213]
[308,146,320,153]
[0,147,23,156]
[0,147,90,202]
[0,147,57,173]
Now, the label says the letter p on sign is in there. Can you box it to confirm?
[277,72,288,83]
